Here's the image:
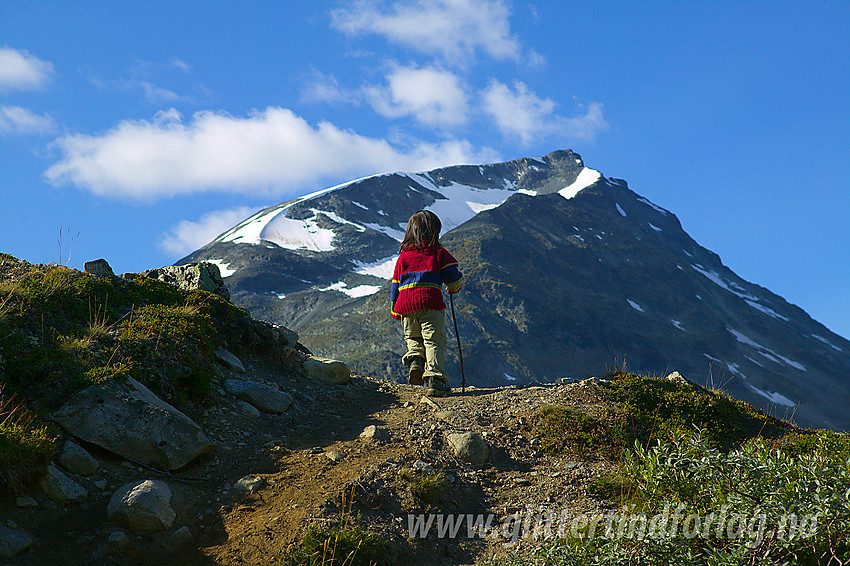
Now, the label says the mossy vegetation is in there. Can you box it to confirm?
[0,254,248,494]
[533,370,787,463]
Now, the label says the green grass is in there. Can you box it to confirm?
[0,254,249,493]
[405,470,450,503]
[0,388,55,494]
[278,522,386,566]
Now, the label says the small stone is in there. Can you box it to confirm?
[107,480,175,533]
[302,357,350,385]
[325,451,346,462]
[15,495,37,509]
[446,432,489,469]
[666,371,689,384]
[234,475,265,492]
[236,400,261,416]
[413,460,435,473]
[0,525,33,558]
[95,479,108,490]
[106,530,130,551]
[163,526,193,554]
[214,348,246,373]
[225,379,293,414]
[58,441,99,475]
[359,425,388,443]
[39,465,88,504]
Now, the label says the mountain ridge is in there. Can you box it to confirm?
[179,150,850,431]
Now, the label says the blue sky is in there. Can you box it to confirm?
[1,1,848,339]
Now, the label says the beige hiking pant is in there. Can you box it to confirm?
[401,309,449,383]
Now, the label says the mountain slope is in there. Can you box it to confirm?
[179,150,850,430]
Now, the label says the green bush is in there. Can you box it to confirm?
[483,428,850,566]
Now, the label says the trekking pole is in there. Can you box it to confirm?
[448,292,465,393]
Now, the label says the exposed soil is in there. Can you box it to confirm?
[4,353,621,566]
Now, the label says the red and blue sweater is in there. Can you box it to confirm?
[391,245,462,320]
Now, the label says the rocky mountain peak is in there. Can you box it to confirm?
[179,150,850,431]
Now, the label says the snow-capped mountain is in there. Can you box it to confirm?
[179,150,850,431]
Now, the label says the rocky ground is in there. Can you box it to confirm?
[2,343,624,565]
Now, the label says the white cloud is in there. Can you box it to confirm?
[0,47,55,91]
[331,0,525,65]
[159,206,262,257]
[171,59,191,73]
[300,70,351,104]
[482,80,608,144]
[45,106,497,200]
[366,64,469,127]
[0,105,56,135]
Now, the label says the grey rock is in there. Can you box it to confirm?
[162,526,193,555]
[39,465,88,504]
[276,325,299,357]
[325,451,346,462]
[236,400,261,416]
[84,258,115,278]
[58,441,99,475]
[106,530,130,551]
[52,377,213,470]
[214,348,245,373]
[302,357,350,385]
[224,379,293,414]
[446,432,489,469]
[15,495,37,509]
[0,525,33,558]
[359,425,388,443]
[107,480,175,533]
[413,460,435,473]
[234,475,265,492]
[666,371,693,385]
[141,262,230,300]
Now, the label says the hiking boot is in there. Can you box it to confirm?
[425,378,451,397]
[408,357,425,385]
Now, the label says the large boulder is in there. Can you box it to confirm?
[84,258,115,278]
[107,480,175,533]
[52,377,213,470]
[141,262,230,300]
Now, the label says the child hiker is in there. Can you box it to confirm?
[391,210,462,397]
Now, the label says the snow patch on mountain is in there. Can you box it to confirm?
[353,256,396,279]
[745,382,796,407]
[558,168,601,199]
[812,334,842,352]
[204,259,236,277]
[745,300,789,321]
[728,328,806,371]
[318,281,382,298]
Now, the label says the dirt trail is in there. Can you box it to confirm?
[6,355,616,566]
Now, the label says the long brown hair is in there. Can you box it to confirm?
[400,210,442,251]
